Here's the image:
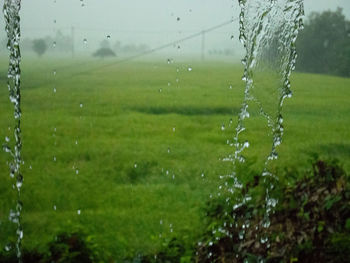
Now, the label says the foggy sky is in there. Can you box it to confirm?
[1,0,350,55]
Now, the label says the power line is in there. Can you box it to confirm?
[73,18,238,75]
[26,18,239,87]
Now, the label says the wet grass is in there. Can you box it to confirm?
[0,56,349,260]
[130,106,238,116]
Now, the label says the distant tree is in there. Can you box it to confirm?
[32,39,48,57]
[100,39,111,49]
[93,48,116,58]
[296,8,350,77]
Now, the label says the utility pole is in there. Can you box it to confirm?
[201,31,205,61]
[71,26,75,58]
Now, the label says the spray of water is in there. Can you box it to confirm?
[216,0,304,257]
[236,0,304,228]
[2,0,23,261]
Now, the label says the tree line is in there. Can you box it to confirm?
[296,8,350,77]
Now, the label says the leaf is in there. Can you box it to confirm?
[345,218,350,230]
[317,221,325,233]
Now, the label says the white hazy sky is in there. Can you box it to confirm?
[1,0,349,53]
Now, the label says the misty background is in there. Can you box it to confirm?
[0,0,350,59]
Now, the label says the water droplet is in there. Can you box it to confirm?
[75,140,78,145]
[5,136,10,142]
[53,156,56,162]
[160,220,163,225]
[167,82,171,86]
[53,70,56,76]
[260,236,268,244]
[53,205,57,210]
[53,41,56,48]
[134,163,137,168]
[16,180,22,190]
[77,210,81,215]
[4,244,11,251]
[176,17,180,21]
[29,165,32,170]
[107,35,111,39]
[229,85,233,89]
[201,173,204,178]
[80,103,83,108]
[230,35,234,40]
[221,124,225,131]
[167,147,170,154]
[83,38,87,44]
[17,229,23,239]
[75,169,79,175]
[53,88,56,93]
[173,127,176,132]
[188,67,192,72]
[53,19,56,23]
[159,88,162,93]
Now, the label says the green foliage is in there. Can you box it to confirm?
[32,39,48,57]
[0,231,106,263]
[297,8,350,77]
[196,159,350,263]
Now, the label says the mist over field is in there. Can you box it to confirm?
[0,0,349,58]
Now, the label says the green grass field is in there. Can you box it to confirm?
[0,57,349,260]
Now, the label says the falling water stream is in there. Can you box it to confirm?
[2,0,23,261]
[219,0,304,257]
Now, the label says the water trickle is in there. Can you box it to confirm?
[3,0,23,260]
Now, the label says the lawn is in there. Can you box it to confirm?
[0,57,349,260]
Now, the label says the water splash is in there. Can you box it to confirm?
[236,0,304,231]
[217,0,304,257]
[3,0,23,261]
